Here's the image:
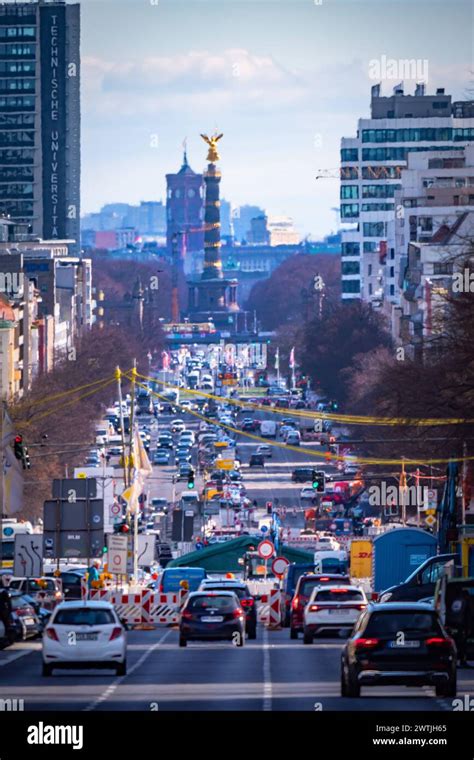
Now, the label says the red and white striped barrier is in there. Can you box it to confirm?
[259,590,281,628]
[149,593,180,625]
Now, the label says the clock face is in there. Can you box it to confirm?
[188,188,195,198]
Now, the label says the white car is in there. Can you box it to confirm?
[256,444,272,458]
[172,419,186,433]
[314,536,341,552]
[300,487,317,500]
[179,432,195,445]
[303,585,367,643]
[42,601,127,676]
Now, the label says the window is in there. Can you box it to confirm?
[362,184,401,199]
[454,128,474,142]
[341,242,360,256]
[341,148,358,162]
[340,203,359,219]
[363,221,386,237]
[341,261,360,275]
[363,241,378,253]
[340,185,359,199]
[362,166,403,180]
[368,264,372,276]
[368,284,373,295]
[362,128,453,143]
[390,284,395,296]
[341,280,360,294]
[433,262,453,275]
[361,203,394,211]
[419,217,433,232]
[340,166,358,180]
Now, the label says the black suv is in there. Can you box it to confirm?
[341,602,457,698]
[291,467,313,483]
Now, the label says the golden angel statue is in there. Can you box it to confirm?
[200,132,223,163]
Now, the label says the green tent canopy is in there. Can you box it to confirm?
[167,535,314,573]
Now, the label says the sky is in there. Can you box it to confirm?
[80,0,473,238]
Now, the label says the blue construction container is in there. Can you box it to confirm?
[373,528,437,593]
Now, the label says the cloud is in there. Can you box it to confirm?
[82,49,307,118]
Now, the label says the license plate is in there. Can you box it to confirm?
[76,633,99,641]
[328,609,347,615]
[201,616,224,623]
[389,640,420,648]
[23,617,35,625]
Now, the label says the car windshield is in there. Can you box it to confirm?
[299,578,330,596]
[187,595,237,612]
[202,586,247,599]
[364,611,442,637]
[54,608,116,626]
[314,588,364,601]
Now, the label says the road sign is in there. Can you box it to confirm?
[425,514,437,528]
[422,488,438,511]
[110,502,121,517]
[257,539,274,560]
[271,556,290,577]
[136,534,155,566]
[260,525,268,533]
[13,534,43,577]
[107,534,128,575]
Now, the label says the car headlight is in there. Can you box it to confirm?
[379,592,392,603]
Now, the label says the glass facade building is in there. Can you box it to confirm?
[340,87,474,302]
[0,1,80,251]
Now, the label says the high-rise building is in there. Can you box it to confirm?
[340,84,474,302]
[0,0,81,251]
[232,204,265,244]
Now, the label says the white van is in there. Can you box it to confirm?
[260,420,277,438]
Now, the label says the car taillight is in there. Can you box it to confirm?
[292,596,299,610]
[232,608,244,618]
[426,637,452,648]
[356,604,367,610]
[45,627,59,641]
[109,627,123,641]
[54,591,62,599]
[354,637,379,650]
[308,604,320,612]
[181,609,192,620]
[241,598,254,607]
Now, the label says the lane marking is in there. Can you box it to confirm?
[263,626,272,711]
[0,644,40,667]
[83,630,171,712]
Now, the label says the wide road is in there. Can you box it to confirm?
[1,627,472,711]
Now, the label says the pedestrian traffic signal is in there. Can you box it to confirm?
[312,469,325,492]
[187,469,195,489]
[266,501,272,515]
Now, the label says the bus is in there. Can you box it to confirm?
[1,519,33,568]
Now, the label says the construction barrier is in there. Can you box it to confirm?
[259,589,281,628]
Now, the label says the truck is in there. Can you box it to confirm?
[187,370,200,389]
[260,420,277,438]
[1,519,33,569]
[136,389,153,415]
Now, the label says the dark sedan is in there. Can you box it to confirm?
[179,592,246,647]
[341,602,457,697]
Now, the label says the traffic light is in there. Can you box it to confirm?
[312,469,325,492]
[13,435,23,460]
[187,468,195,489]
[22,446,31,470]
[266,501,272,515]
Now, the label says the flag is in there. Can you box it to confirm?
[289,347,295,369]
[274,348,280,371]
[123,426,152,515]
